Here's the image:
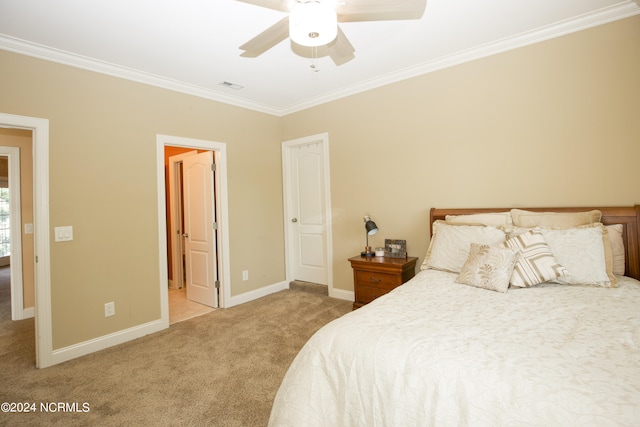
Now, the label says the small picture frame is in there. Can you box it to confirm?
[384,239,407,258]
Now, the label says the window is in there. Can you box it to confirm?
[0,187,9,257]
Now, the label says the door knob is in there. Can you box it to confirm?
[291,218,298,223]
[183,233,189,238]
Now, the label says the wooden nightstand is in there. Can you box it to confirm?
[349,255,418,309]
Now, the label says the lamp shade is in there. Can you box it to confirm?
[363,215,378,235]
[365,220,378,235]
[289,1,338,47]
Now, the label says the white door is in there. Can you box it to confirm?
[287,141,328,285]
[182,151,218,308]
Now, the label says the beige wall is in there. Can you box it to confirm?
[0,15,638,352]
[0,50,284,349]
[0,128,35,307]
[282,16,640,291]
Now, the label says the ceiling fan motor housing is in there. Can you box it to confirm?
[289,1,338,47]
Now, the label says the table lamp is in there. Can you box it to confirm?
[361,215,378,256]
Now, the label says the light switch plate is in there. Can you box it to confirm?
[54,226,73,242]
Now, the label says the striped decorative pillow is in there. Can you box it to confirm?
[502,230,567,287]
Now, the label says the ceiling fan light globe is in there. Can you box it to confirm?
[289,1,338,47]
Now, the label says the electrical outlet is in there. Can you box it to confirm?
[104,302,115,317]
[242,270,249,281]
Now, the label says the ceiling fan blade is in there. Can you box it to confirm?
[239,16,290,57]
[328,27,355,66]
[337,0,427,22]
[235,0,290,12]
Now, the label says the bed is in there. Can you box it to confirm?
[269,205,640,427]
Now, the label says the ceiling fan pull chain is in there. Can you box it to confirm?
[310,46,320,72]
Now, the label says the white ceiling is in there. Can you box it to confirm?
[1,0,638,116]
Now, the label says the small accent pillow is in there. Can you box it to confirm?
[456,244,519,293]
[511,209,602,228]
[539,224,616,287]
[421,221,507,273]
[501,230,568,287]
[606,224,625,276]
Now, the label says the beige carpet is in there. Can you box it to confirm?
[0,271,351,426]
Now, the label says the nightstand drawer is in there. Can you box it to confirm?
[349,255,418,310]
[356,285,390,305]
[354,270,399,290]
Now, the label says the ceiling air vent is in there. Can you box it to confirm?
[218,81,244,90]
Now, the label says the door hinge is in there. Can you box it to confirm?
[215,280,220,289]
[212,221,218,230]
[211,163,216,172]
[35,255,38,263]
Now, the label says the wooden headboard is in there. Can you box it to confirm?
[430,206,640,281]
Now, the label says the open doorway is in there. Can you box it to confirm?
[0,113,51,368]
[165,147,217,324]
[0,127,35,366]
[156,135,231,328]
[0,140,33,322]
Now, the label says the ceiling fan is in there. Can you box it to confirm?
[238,0,427,66]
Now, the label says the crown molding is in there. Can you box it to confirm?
[0,35,281,116]
[281,1,640,115]
[1,1,638,117]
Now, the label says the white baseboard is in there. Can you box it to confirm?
[226,280,353,305]
[47,280,314,366]
[329,288,354,302]
[50,319,166,367]
[21,306,34,319]
[226,280,289,308]
[12,305,35,320]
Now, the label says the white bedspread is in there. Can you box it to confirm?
[269,270,640,427]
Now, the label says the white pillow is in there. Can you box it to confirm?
[538,224,615,287]
[445,212,513,228]
[606,224,625,276]
[511,209,602,228]
[456,243,519,293]
[421,221,507,273]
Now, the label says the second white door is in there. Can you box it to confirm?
[182,151,218,308]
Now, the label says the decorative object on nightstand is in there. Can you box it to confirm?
[349,255,418,309]
[361,215,379,257]
[384,239,407,258]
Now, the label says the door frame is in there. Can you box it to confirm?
[0,112,51,368]
[156,135,230,321]
[0,146,26,320]
[282,132,337,296]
